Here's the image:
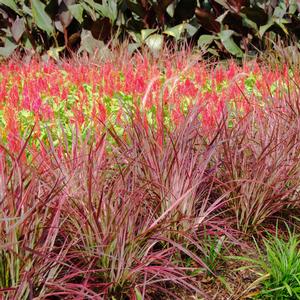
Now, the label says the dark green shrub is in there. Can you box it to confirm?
[0,0,300,58]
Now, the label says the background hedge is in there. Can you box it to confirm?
[1,0,300,58]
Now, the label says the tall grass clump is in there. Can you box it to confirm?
[0,142,70,299]
[0,107,230,299]
[215,78,300,233]
[51,109,226,299]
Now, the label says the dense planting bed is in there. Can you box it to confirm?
[1,52,300,299]
[0,54,288,152]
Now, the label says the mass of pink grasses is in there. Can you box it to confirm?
[1,50,300,298]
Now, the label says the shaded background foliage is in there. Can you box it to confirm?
[0,0,300,58]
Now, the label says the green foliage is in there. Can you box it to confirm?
[195,0,300,57]
[0,0,300,58]
[201,231,226,275]
[232,224,300,299]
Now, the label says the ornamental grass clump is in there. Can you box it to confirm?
[258,227,300,299]
[0,141,70,299]
[215,79,300,233]
[231,224,300,299]
[46,108,226,299]
[0,108,230,299]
